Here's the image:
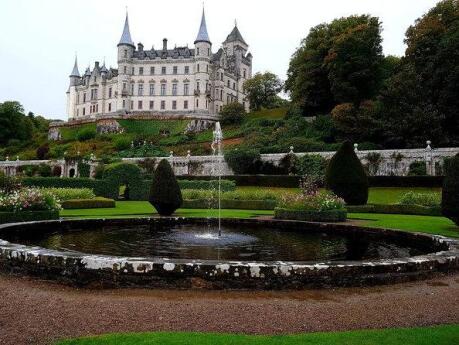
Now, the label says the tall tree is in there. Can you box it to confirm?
[286,15,384,116]
[0,101,33,145]
[243,72,283,111]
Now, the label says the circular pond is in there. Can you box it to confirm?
[0,218,458,289]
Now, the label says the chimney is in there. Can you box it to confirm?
[163,38,168,51]
[95,61,100,69]
[138,42,144,51]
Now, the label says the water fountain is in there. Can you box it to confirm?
[211,121,223,237]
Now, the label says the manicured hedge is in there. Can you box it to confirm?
[61,197,116,209]
[347,204,441,216]
[103,163,144,200]
[0,210,59,224]
[368,176,443,188]
[178,180,236,191]
[274,208,347,222]
[22,177,112,198]
[182,199,277,210]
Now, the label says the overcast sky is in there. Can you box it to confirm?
[0,0,439,120]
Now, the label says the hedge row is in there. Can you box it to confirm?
[178,180,236,191]
[182,199,277,210]
[22,177,112,198]
[0,210,59,224]
[180,175,443,188]
[274,208,347,222]
[61,197,116,209]
[347,204,442,216]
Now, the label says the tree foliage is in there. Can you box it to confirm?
[243,72,283,111]
[219,102,246,124]
[442,155,459,224]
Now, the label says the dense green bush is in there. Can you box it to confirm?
[442,155,459,225]
[408,161,427,176]
[295,154,327,179]
[43,188,95,201]
[61,197,115,209]
[113,136,132,151]
[220,102,246,124]
[78,162,90,178]
[399,191,440,207]
[77,127,97,141]
[149,159,182,215]
[103,163,144,200]
[224,148,261,174]
[325,141,369,205]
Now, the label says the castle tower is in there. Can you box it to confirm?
[67,56,80,118]
[117,12,135,111]
[194,8,211,112]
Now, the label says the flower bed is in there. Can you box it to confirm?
[0,187,61,224]
[43,188,96,201]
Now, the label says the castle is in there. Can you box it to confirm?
[66,9,253,121]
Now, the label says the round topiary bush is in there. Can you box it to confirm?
[149,159,182,216]
[325,141,369,205]
[442,155,459,225]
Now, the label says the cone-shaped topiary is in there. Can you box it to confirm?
[442,155,459,225]
[325,141,369,205]
[149,159,183,216]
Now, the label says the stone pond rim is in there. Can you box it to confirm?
[0,217,458,290]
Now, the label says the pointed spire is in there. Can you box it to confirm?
[225,23,247,46]
[194,7,211,44]
[118,11,135,47]
[70,55,80,77]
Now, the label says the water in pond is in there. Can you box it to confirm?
[8,224,425,262]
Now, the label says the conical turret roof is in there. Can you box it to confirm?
[70,56,80,77]
[225,24,247,45]
[118,12,135,47]
[194,8,211,44]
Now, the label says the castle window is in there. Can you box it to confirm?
[124,66,127,74]
[123,83,127,91]
[207,48,210,56]
[184,100,188,109]
[132,67,135,75]
[150,66,155,75]
[221,73,223,81]
[131,101,133,109]
[161,100,165,110]
[172,100,177,110]
[161,66,166,74]
[196,82,200,92]
[233,82,236,90]
[139,67,144,75]
[196,99,199,107]
[206,64,208,72]
[197,64,200,72]
[108,87,112,98]
[122,100,125,108]
[243,69,247,78]
[90,89,98,100]
[83,93,86,103]
[184,83,189,96]
[108,103,111,112]
[160,83,166,96]
[149,101,154,109]
[83,107,85,115]
[185,66,189,74]
[138,83,144,96]
[124,49,127,58]
[149,84,155,96]
[131,84,134,95]
[227,80,230,88]
[77,109,79,116]
[197,47,200,55]
[220,90,223,100]
[138,101,143,110]
[173,66,178,74]
[172,83,178,96]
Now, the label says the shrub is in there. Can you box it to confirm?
[0,187,61,212]
[277,190,345,212]
[149,159,182,215]
[94,164,105,179]
[224,148,261,174]
[182,189,279,201]
[37,164,52,177]
[220,102,246,124]
[0,173,22,194]
[43,188,95,201]
[399,191,440,207]
[295,154,327,180]
[22,177,112,198]
[178,179,236,192]
[36,144,49,160]
[442,155,459,225]
[325,141,369,205]
[408,161,427,176]
[77,127,97,141]
[278,153,298,175]
[113,136,132,151]
[103,163,144,200]
[79,162,90,178]
[61,197,115,209]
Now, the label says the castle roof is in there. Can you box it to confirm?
[194,8,211,44]
[133,46,195,60]
[225,24,247,45]
[70,56,80,77]
[118,13,135,47]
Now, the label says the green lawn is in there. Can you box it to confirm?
[247,107,288,120]
[236,187,441,205]
[55,325,459,345]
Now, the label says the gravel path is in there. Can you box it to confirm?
[0,273,458,345]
